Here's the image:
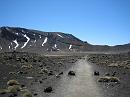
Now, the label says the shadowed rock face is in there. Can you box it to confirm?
[0,26,130,54]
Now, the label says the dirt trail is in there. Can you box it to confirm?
[49,56,104,97]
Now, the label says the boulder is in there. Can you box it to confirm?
[44,87,53,93]
[94,71,99,76]
[68,71,76,76]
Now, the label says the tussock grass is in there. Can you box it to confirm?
[7,85,21,93]
[98,76,120,82]
[7,80,20,86]
[23,91,34,97]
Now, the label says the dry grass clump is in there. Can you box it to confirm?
[0,89,8,94]
[108,63,119,67]
[98,76,120,82]
[0,79,34,97]
[39,68,49,74]
[7,80,21,93]
[0,80,21,94]
[7,79,20,86]
[7,85,21,93]
[22,91,34,97]
[21,64,33,69]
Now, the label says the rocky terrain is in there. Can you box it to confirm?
[0,51,81,97]
[88,52,130,97]
[88,52,130,68]
[0,51,130,97]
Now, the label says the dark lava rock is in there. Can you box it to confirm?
[39,64,43,67]
[68,71,76,76]
[39,80,43,84]
[0,91,6,95]
[34,93,38,96]
[18,71,24,74]
[13,94,17,97]
[9,95,14,97]
[56,75,60,78]
[94,71,99,76]
[9,94,17,97]
[59,72,63,75]
[112,72,116,76]
[44,87,53,93]
[33,59,37,62]
[16,57,21,61]
[21,84,25,88]
[48,71,54,76]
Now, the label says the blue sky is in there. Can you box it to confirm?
[0,0,130,46]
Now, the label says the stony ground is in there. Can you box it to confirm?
[0,52,81,97]
[1,51,130,97]
[88,52,130,68]
[88,52,130,97]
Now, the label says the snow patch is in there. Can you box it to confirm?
[39,35,41,38]
[22,30,28,33]
[69,44,72,49]
[57,49,60,51]
[34,40,36,43]
[54,44,57,48]
[5,27,10,31]
[42,37,48,46]
[52,44,58,49]
[13,40,19,50]
[9,46,10,49]
[16,33,18,35]
[57,34,64,38]
[22,30,24,33]
[21,34,30,49]
[0,46,2,50]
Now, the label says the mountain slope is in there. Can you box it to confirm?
[0,27,88,53]
[0,26,130,53]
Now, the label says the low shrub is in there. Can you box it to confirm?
[108,63,119,67]
[21,64,33,69]
[109,77,120,82]
[23,91,34,97]
[98,77,109,82]
[39,68,49,74]
[98,76,120,83]
[7,85,21,93]
[0,89,8,94]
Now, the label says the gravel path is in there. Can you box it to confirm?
[49,56,104,97]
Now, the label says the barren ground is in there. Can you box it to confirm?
[0,52,130,97]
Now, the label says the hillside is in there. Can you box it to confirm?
[0,26,130,53]
[0,27,88,53]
